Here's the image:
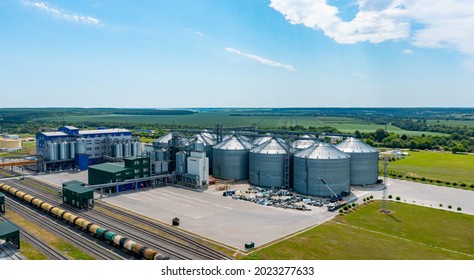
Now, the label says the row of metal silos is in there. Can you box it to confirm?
[112,141,141,158]
[46,139,86,161]
[212,136,379,197]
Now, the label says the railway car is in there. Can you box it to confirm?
[0,184,169,260]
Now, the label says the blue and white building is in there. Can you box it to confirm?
[36,126,136,171]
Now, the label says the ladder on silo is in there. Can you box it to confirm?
[285,152,290,189]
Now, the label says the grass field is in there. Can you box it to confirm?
[386,150,474,185]
[0,141,36,157]
[245,202,474,260]
[37,113,444,136]
[427,119,474,129]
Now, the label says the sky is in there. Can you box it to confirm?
[0,0,473,108]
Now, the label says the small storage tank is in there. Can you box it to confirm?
[213,135,253,180]
[76,138,87,154]
[175,151,187,174]
[47,142,58,161]
[59,142,68,160]
[291,135,317,150]
[293,143,350,197]
[131,141,141,156]
[249,138,290,188]
[123,142,131,157]
[252,133,273,146]
[69,141,76,159]
[335,137,379,185]
[155,148,167,161]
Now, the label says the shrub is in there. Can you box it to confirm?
[398,175,402,178]
[370,195,374,199]
[412,177,417,180]
[453,182,458,186]
[388,195,393,199]
[396,196,401,201]
[421,177,426,181]
[436,180,442,183]
[348,204,352,209]
[448,205,452,209]
[457,207,462,211]
[351,203,356,208]
[471,184,474,189]
[363,198,366,202]
[445,182,451,185]
[339,209,344,214]
[439,204,443,207]
[460,183,466,187]
[343,206,349,211]
[429,180,433,183]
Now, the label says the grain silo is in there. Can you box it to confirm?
[212,135,253,180]
[335,137,379,185]
[154,133,173,148]
[291,135,316,150]
[252,133,273,146]
[293,143,350,197]
[249,138,290,188]
[191,133,215,172]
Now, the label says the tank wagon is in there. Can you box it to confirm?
[0,183,168,260]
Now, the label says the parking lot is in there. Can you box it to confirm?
[102,185,337,250]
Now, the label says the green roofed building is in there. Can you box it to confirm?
[0,221,20,249]
[62,180,93,209]
[88,157,151,193]
[0,193,5,213]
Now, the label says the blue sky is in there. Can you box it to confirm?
[0,0,473,108]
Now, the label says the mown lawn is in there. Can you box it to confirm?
[386,150,474,185]
[244,202,474,260]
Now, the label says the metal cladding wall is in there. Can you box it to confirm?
[335,137,379,185]
[212,135,253,180]
[213,149,249,180]
[249,139,289,188]
[293,144,350,197]
[176,151,187,174]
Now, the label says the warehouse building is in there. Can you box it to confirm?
[88,156,151,193]
[62,181,94,209]
[0,221,20,249]
[36,126,135,171]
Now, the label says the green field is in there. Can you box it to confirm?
[427,119,474,129]
[245,202,474,260]
[387,150,474,185]
[37,113,444,136]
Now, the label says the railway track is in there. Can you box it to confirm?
[16,177,232,260]
[0,216,68,260]
[2,195,125,260]
[0,241,24,260]
[6,179,191,260]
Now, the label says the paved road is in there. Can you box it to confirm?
[352,179,474,215]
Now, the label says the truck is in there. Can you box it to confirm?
[328,201,347,212]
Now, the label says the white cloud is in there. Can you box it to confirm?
[402,48,414,55]
[353,72,367,78]
[194,31,204,37]
[269,0,474,68]
[27,1,102,25]
[225,47,296,71]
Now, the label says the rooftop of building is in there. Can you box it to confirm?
[89,162,128,173]
[62,184,93,194]
[0,221,19,236]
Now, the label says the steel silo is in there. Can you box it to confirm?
[59,142,68,160]
[154,133,173,148]
[291,135,317,150]
[249,138,290,188]
[69,141,76,159]
[75,138,86,154]
[335,137,379,185]
[175,151,187,174]
[212,135,253,180]
[293,143,350,197]
[252,133,273,146]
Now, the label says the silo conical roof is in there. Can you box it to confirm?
[193,134,215,146]
[253,133,273,146]
[295,142,350,159]
[335,137,377,153]
[213,135,253,150]
[291,135,317,150]
[251,138,289,155]
[155,132,173,144]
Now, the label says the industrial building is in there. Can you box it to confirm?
[62,181,94,209]
[36,126,139,172]
[0,135,22,151]
[0,221,20,250]
[88,156,151,193]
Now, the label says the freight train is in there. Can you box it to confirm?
[0,183,168,260]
